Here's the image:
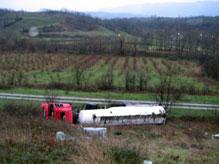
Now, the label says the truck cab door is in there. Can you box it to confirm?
[49,103,54,118]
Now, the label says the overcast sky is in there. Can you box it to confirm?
[0,0,217,11]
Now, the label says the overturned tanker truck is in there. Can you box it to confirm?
[79,105,166,125]
[41,102,166,125]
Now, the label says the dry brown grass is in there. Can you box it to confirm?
[1,103,219,163]
[1,111,219,163]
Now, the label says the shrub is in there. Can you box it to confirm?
[138,71,148,91]
[110,147,141,164]
[125,71,136,91]
[2,101,40,117]
[202,54,219,81]
[97,68,114,90]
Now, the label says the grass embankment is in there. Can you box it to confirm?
[0,101,219,163]
[168,108,219,121]
[0,87,219,104]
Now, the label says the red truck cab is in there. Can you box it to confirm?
[41,102,73,123]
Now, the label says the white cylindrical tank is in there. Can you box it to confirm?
[78,105,166,125]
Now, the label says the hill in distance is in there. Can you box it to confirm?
[89,1,219,19]
[0,9,218,48]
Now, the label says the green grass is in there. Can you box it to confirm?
[0,54,218,105]
[1,11,140,41]
[0,13,62,38]
[10,66,216,93]
[168,109,219,120]
[182,94,219,104]
[110,147,142,164]
[0,54,218,96]
[153,147,191,164]
[0,87,219,104]
[0,99,218,120]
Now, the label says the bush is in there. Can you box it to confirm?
[125,71,136,91]
[202,55,219,81]
[2,101,40,117]
[110,147,141,164]
[97,69,114,90]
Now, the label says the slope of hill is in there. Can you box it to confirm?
[1,9,219,40]
[0,10,106,38]
[0,9,218,58]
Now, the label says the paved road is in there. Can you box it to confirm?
[0,92,218,110]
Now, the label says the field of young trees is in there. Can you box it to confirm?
[0,52,218,96]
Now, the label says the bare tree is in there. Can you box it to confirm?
[125,71,136,91]
[118,34,125,55]
[138,70,148,91]
[155,65,183,111]
[97,66,114,90]
[75,68,84,88]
